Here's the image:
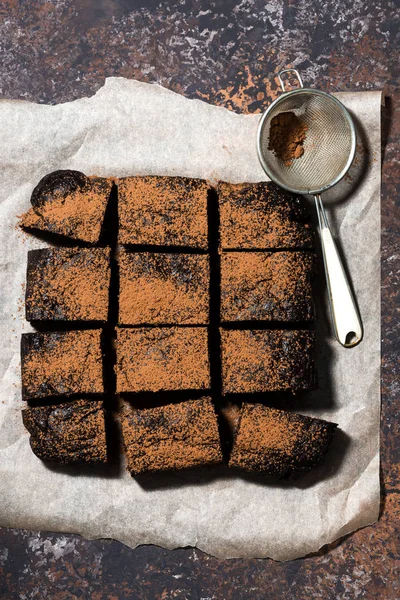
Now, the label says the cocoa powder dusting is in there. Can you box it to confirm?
[21,329,104,399]
[221,251,315,322]
[229,403,337,476]
[116,327,210,393]
[218,181,313,250]
[19,177,113,244]
[26,247,110,321]
[268,112,308,167]
[237,405,303,454]
[118,176,209,248]
[120,397,222,474]
[118,250,209,325]
[220,329,316,393]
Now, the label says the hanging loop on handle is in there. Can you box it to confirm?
[277,68,304,92]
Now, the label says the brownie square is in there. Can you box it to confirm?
[220,251,315,322]
[116,327,210,393]
[220,329,316,393]
[21,329,104,400]
[229,403,337,477]
[218,181,313,249]
[26,247,111,322]
[120,397,222,475]
[19,170,113,244]
[118,250,209,325]
[22,399,107,464]
[118,176,209,248]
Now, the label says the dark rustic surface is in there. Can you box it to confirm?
[0,1,399,598]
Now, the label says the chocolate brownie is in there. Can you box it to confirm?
[218,181,313,249]
[120,397,222,475]
[116,327,210,393]
[21,329,104,400]
[220,251,315,322]
[22,399,107,464]
[229,403,337,477]
[118,249,209,325]
[26,247,111,322]
[220,329,316,393]
[118,176,209,248]
[19,170,113,244]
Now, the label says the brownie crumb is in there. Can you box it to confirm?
[120,397,222,475]
[21,329,104,400]
[26,247,111,322]
[118,250,209,325]
[118,176,209,248]
[229,403,337,477]
[116,327,210,393]
[22,399,107,464]
[220,329,316,393]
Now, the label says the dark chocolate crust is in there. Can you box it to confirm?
[30,170,87,208]
[21,329,104,400]
[19,170,113,244]
[120,397,222,475]
[116,327,210,393]
[118,250,210,325]
[22,399,107,464]
[220,329,316,393]
[229,403,337,477]
[26,247,111,322]
[218,181,313,249]
[220,251,315,322]
[118,175,209,248]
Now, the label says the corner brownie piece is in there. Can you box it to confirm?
[118,250,209,325]
[218,181,313,249]
[116,327,210,393]
[19,170,113,244]
[21,329,104,400]
[118,176,209,248]
[220,251,315,322]
[120,397,222,475]
[22,399,107,464]
[229,403,337,477]
[220,329,316,393]
[26,247,111,322]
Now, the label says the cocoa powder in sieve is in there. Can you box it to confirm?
[268,111,308,167]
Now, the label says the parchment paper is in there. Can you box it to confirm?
[0,78,381,561]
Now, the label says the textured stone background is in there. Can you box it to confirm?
[0,1,399,598]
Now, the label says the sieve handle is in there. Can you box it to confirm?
[278,69,304,92]
[314,195,363,348]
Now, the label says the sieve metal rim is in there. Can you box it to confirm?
[257,87,357,196]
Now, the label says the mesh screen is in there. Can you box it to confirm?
[259,92,354,193]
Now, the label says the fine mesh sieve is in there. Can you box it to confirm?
[257,69,362,347]
[257,71,356,195]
